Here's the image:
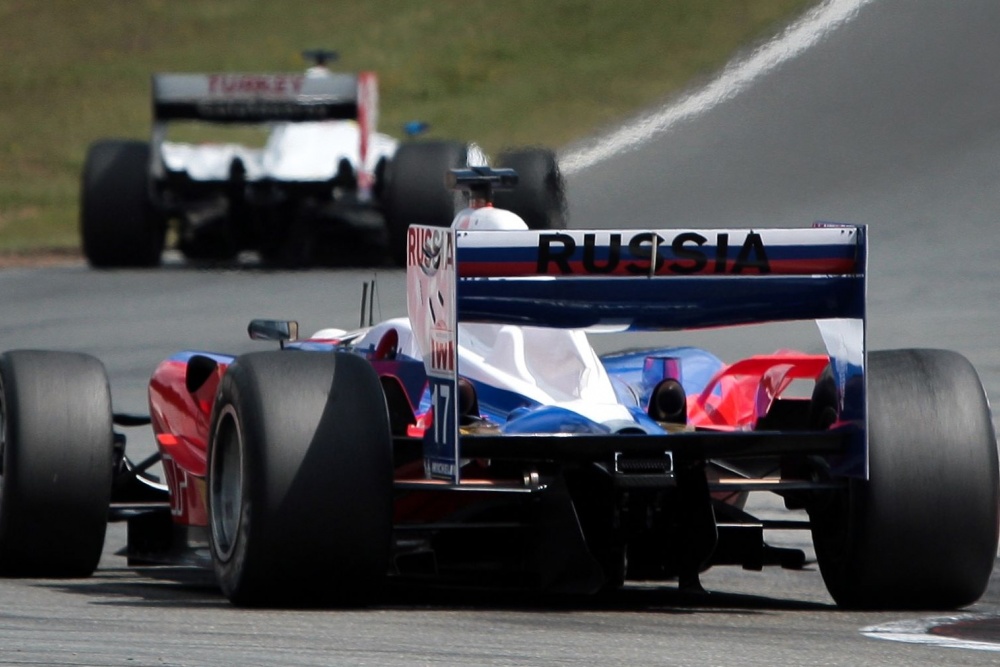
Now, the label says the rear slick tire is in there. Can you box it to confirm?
[207,351,393,607]
[383,140,468,266]
[0,350,114,577]
[80,139,165,268]
[809,349,999,610]
[492,148,567,230]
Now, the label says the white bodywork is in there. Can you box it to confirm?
[348,205,634,428]
[161,127,487,183]
[160,123,398,182]
[348,318,632,427]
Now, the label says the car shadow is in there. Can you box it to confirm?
[159,222,396,272]
[38,566,834,613]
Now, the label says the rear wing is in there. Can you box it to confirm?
[406,224,867,482]
[454,227,865,328]
[152,71,372,123]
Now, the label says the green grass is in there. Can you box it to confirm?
[0,0,813,253]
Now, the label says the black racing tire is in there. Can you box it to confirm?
[383,140,468,266]
[80,139,165,268]
[809,349,999,609]
[492,148,567,230]
[0,350,114,577]
[207,351,393,606]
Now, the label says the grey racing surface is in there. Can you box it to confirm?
[2,0,1000,664]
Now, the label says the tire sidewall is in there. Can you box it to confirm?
[208,367,265,601]
[810,349,999,609]
[0,351,113,576]
[206,351,393,606]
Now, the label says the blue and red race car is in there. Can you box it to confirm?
[1,168,997,609]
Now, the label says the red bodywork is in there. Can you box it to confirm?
[148,357,230,526]
[688,353,829,430]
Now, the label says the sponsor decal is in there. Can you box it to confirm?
[537,231,770,275]
[207,74,305,97]
[406,225,460,482]
[407,226,456,379]
[430,330,455,374]
[193,101,335,121]
[408,226,455,277]
[428,459,457,479]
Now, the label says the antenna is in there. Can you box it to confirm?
[359,277,378,327]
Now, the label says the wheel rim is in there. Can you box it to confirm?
[210,406,243,562]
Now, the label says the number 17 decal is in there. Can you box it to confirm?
[426,377,459,482]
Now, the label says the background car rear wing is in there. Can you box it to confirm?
[152,72,367,122]
[407,224,867,483]
[150,70,379,188]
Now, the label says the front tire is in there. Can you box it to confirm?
[0,351,114,576]
[810,349,999,609]
[80,139,165,268]
[207,351,393,606]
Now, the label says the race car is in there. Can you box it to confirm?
[79,51,566,267]
[5,168,997,609]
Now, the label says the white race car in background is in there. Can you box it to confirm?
[80,51,566,267]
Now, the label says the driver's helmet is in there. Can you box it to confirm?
[452,205,528,231]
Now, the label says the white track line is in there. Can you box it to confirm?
[862,615,1000,653]
[559,0,876,175]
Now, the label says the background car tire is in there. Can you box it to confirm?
[493,148,567,231]
[80,139,165,268]
[207,351,393,606]
[0,351,114,576]
[809,349,999,609]
[383,140,468,266]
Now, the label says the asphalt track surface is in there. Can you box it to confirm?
[2,0,1000,664]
